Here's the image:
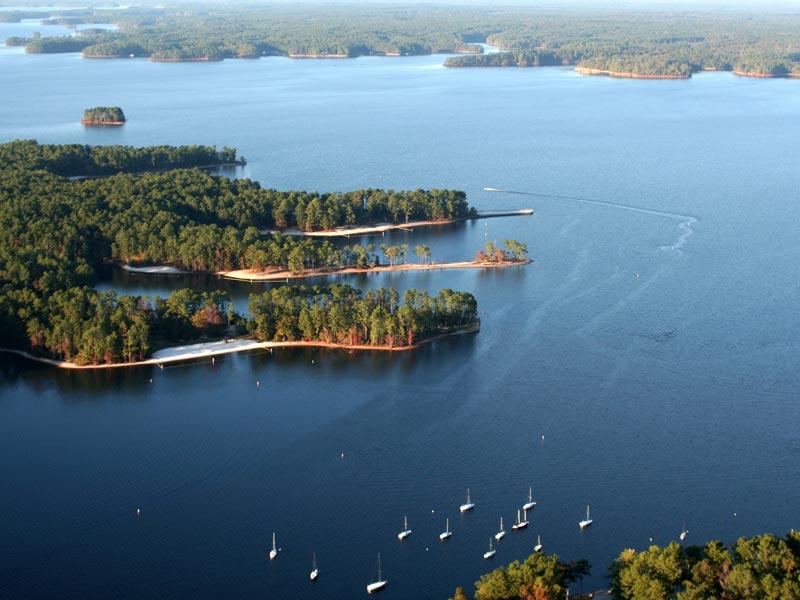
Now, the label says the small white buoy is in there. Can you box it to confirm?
[256,381,260,386]
[734,512,737,516]
[136,508,140,516]
[340,452,344,458]
[149,378,152,383]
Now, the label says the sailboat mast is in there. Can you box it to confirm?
[377,553,382,580]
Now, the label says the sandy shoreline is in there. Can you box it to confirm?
[0,322,480,370]
[220,259,531,281]
[267,209,533,238]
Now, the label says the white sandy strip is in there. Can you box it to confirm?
[220,259,532,281]
[122,264,186,274]
[150,339,271,361]
[1,340,272,369]
[262,211,532,238]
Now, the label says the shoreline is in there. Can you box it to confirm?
[67,160,246,181]
[269,209,533,238]
[80,119,125,126]
[575,66,690,80]
[0,322,480,370]
[219,258,531,281]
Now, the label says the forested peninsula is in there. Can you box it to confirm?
[0,142,480,366]
[10,5,800,79]
[457,530,800,600]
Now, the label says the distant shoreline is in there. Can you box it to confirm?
[219,258,532,282]
[575,66,689,80]
[0,322,480,370]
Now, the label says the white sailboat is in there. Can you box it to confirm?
[459,488,475,513]
[366,553,387,593]
[522,485,537,511]
[483,537,497,559]
[495,516,506,541]
[680,524,688,541]
[439,517,453,540]
[512,508,529,531]
[310,553,319,581]
[397,515,412,541]
[533,535,542,552]
[269,532,278,560]
[579,505,593,529]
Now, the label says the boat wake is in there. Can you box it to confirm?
[484,187,698,253]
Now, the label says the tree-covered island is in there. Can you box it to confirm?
[81,106,126,126]
[0,142,486,366]
[453,530,800,600]
[12,5,800,79]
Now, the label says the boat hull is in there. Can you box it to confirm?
[367,581,387,593]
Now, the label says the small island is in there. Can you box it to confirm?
[81,106,126,126]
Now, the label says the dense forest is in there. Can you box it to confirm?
[82,106,126,124]
[455,530,800,600]
[12,5,800,78]
[249,285,477,347]
[0,142,478,364]
[0,140,240,177]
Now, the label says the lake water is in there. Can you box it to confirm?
[2,52,800,600]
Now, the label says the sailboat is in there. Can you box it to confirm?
[459,488,475,513]
[309,553,319,581]
[483,537,496,559]
[366,553,387,593]
[579,505,593,529]
[512,508,529,531]
[495,516,506,541]
[397,515,412,540]
[439,517,453,541]
[680,524,689,541]
[522,485,537,511]
[533,535,542,552]
[269,532,278,560]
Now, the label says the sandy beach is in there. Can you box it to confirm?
[264,209,533,238]
[219,259,531,282]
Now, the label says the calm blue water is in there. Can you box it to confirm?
[2,52,800,600]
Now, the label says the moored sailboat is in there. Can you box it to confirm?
[522,485,537,511]
[495,516,506,541]
[579,505,593,529]
[459,488,475,513]
[269,532,278,560]
[439,517,453,540]
[483,537,497,559]
[366,553,387,593]
[397,515,412,541]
